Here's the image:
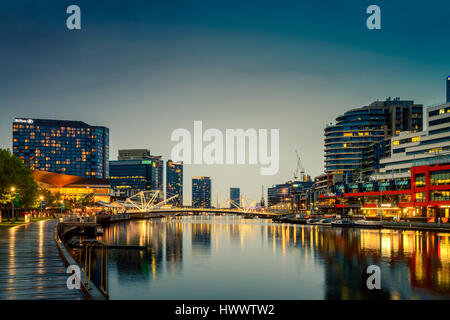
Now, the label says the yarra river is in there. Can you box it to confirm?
[96,215,450,300]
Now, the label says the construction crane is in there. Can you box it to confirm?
[293,150,305,181]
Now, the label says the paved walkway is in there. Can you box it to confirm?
[0,220,84,300]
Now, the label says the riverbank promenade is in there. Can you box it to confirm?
[0,219,84,300]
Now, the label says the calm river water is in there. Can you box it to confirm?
[99,215,450,300]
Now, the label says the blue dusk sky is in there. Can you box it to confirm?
[0,0,449,203]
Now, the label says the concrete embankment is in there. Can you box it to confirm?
[272,217,450,232]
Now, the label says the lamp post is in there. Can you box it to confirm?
[10,187,16,221]
[39,196,44,217]
[379,188,383,222]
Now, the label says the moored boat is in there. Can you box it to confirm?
[331,219,353,227]
[353,219,382,229]
[306,218,322,225]
[317,219,333,226]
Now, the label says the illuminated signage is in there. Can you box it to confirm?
[14,118,34,124]
[141,160,151,164]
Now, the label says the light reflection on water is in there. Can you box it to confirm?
[100,215,450,300]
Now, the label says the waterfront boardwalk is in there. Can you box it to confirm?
[0,219,84,300]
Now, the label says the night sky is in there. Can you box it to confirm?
[1,0,449,204]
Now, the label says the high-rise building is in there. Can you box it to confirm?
[151,155,164,197]
[447,76,450,103]
[109,160,156,198]
[166,160,183,206]
[324,98,423,178]
[192,176,211,208]
[118,149,151,160]
[12,118,109,178]
[229,187,240,208]
[373,102,450,180]
[110,149,162,198]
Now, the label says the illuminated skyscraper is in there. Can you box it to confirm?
[110,149,163,198]
[324,98,423,178]
[109,159,155,198]
[192,176,211,208]
[166,160,183,206]
[12,118,109,178]
[151,155,164,197]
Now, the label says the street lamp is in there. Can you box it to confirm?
[39,196,44,216]
[10,186,16,221]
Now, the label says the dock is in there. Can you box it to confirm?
[0,220,84,300]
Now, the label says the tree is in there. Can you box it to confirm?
[0,149,38,212]
[81,193,95,207]
[37,187,61,208]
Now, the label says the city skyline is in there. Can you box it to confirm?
[1,0,450,304]
[1,1,450,202]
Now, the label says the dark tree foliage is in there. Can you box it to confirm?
[0,149,38,209]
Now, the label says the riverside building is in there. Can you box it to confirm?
[268,179,314,212]
[229,187,240,208]
[110,149,163,198]
[374,102,450,180]
[324,98,423,180]
[316,101,450,221]
[12,118,109,178]
[166,160,183,206]
[192,176,211,208]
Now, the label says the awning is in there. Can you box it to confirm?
[96,201,121,208]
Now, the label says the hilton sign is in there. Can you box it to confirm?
[14,119,33,124]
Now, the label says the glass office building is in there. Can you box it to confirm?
[324,98,423,178]
[166,160,183,206]
[151,155,164,196]
[12,118,109,178]
[112,149,164,199]
[109,159,156,198]
[192,176,211,208]
[230,187,240,208]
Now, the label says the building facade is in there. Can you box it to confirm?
[192,176,211,208]
[230,187,240,208]
[166,160,183,206]
[268,180,314,211]
[109,159,156,198]
[150,155,164,197]
[12,118,109,178]
[373,102,450,180]
[33,170,111,204]
[315,160,450,222]
[324,98,423,178]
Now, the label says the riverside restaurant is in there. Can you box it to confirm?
[316,163,450,222]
